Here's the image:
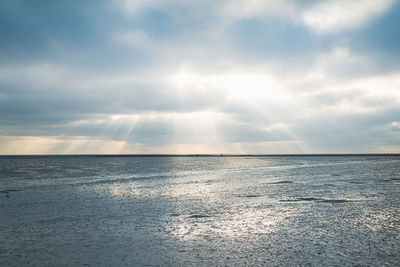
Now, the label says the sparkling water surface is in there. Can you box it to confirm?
[1,155,399,266]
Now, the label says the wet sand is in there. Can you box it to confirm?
[1,155,400,266]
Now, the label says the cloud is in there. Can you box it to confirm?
[219,0,299,20]
[0,0,399,154]
[295,106,400,153]
[0,136,133,154]
[215,0,396,34]
[302,0,395,32]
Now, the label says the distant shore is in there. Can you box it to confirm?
[1,153,400,157]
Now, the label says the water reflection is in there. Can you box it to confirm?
[167,208,279,241]
[109,184,143,198]
[2,155,400,266]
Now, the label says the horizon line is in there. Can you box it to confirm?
[1,153,400,157]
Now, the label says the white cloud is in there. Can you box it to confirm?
[113,0,395,34]
[313,46,374,77]
[221,0,395,33]
[303,0,395,32]
[219,0,297,20]
[170,66,290,102]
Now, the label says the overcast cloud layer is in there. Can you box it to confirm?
[1,0,400,154]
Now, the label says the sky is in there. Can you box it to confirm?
[0,0,400,154]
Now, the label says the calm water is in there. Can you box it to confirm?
[1,155,400,266]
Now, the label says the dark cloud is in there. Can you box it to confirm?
[295,106,400,151]
[0,78,226,128]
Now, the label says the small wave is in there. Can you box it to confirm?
[280,197,353,203]
[241,194,261,198]
[319,199,352,203]
[270,181,293,184]
[0,189,20,194]
[187,214,212,219]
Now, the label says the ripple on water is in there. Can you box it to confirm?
[280,197,354,203]
[187,214,212,219]
[269,181,293,184]
[240,194,262,198]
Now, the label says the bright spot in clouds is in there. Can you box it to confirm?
[171,67,288,101]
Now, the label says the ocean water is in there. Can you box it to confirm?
[1,155,399,266]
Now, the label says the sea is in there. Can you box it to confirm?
[1,155,399,266]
